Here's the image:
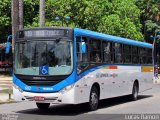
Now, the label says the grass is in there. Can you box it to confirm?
[0,99,15,104]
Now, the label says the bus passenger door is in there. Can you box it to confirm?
[76,36,90,103]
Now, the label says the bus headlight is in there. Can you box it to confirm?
[60,84,74,94]
[13,83,23,93]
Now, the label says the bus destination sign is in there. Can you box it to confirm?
[18,29,66,38]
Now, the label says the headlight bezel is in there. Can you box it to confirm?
[13,83,23,93]
[60,84,74,94]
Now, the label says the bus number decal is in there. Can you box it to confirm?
[25,86,31,90]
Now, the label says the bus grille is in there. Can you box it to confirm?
[15,74,68,87]
[20,79,60,86]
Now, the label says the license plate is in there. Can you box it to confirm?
[34,96,45,101]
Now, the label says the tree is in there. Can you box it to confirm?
[47,0,143,40]
[39,0,45,27]
[0,0,11,40]
[23,0,39,27]
[1,0,159,43]
[98,0,143,40]
[11,0,19,47]
[19,0,23,29]
[46,0,105,30]
[136,0,160,42]
[0,0,39,40]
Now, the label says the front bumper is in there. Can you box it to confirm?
[13,86,76,104]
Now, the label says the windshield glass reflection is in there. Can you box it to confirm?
[14,40,73,75]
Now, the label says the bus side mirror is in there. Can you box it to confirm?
[5,35,14,54]
[5,42,11,54]
[81,42,86,54]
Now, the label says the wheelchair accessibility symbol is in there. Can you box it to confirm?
[40,65,49,75]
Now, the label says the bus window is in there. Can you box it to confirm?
[103,41,112,63]
[139,47,146,64]
[76,37,88,62]
[90,39,101,63]
[113,43,122,63]
[132,46,139,64]
[123,45,131,64]
[146,49,152,64]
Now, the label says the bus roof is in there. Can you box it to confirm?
[74,28,152,49]
[17,27,152,49]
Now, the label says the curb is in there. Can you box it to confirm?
[0,101,17,104]
[0,79,12,81]
[0,94,15,104]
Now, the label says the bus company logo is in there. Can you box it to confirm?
[96,73,118,78]
[33,77,46,80]
[111,73,118,78]
[43,87,54,91]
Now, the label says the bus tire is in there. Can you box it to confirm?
[130,82,139,101]
[36,103,50,110]
[88,86,99,111]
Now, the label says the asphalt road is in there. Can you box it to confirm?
[0,84,160,120]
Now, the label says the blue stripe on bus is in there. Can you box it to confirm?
[74,28,152,48]
[13,64,153,93]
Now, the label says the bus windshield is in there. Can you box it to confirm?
[14,39,73,76]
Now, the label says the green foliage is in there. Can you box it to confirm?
[0,0,11,40]
[136,0,160,20]
[0,0,159,42]
[136,0,160,42]
[45,0,143,40]
[23,0,39,28]
[0,0,11,26]
[98,0,143,40]
[145,20,160,33]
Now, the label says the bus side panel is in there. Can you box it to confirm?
[74,78,91,104]
[138,66,153,93]
[74,65,153,104]
[82,65,133,99]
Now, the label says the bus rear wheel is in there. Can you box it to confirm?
[36,103,50,110]
[88,86,99,111]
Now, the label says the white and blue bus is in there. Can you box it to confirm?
[13,27,153,111]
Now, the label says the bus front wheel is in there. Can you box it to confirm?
[88,86,99,111]
[36,103,50,110]
[130,82,139,101]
